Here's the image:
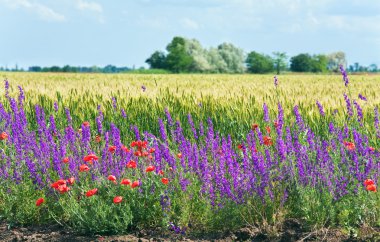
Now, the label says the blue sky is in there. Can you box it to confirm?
[1,0,379,69]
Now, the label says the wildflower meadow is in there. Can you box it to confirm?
[0,69,379,239]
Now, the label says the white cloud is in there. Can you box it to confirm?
[76,0,103,13]
[180,18,199,30]
[75,0,104,23]
[1,0,66,22]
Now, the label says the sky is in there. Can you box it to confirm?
[0,0,379,69]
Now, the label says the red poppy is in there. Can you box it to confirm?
[121,178,131,186]
[159,170,164,176]
[51,179,67,189]
[364,179,375,186]
[83,154,98,164]
[67,177,75,185]
[177,153,182,159]
[36,198,44,206]
[237,144,243,150]
[148,155,153,160]
[62,157,69,164]
[108,175,117,184]
[251,123,259,131]
[95,135,101,143]
[146,165,155,172]
[369,147,375,152]
[58,185,70,194]
[126,160,137,169]
[161,178,169,185]
[366,184,377,192]
[142,151,149,157]
[263,136,273,146]
[121,145,129,152]
[149,148,155,153]
[113,196,123,204]
[108,146,116,153]
[134,151,142,157]
[131,141,137,147]
[265,126,271,134]
[0,132,8,140]
[344,141,355,151]
[86,188,98,197]
[82,121,90,127]
[79,164,90,172]
[131,181,140,188]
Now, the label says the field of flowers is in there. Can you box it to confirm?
[0,70,379,239]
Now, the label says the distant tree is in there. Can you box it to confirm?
[327,51,347,72]
[216,43,245,73]
[311,54,328,73]
[369,64,378,72]
[103,65,117,73]
[145,51,167,69]
[29,66,42,72]
[49,66,61,72]
[272,52,287,75]
[290,53,314,72]
[165,37,193,73]
[246,51,274,73]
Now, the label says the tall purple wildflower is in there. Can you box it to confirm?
[263,103,270,122]
[112,97,117,110]
[343,93,353,117]
[339,65,349,87]
[316,100,325,117]
[353,100,363,123]
[274,75,278,87]
[358,94,367,101]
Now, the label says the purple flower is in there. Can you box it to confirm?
[358,93,367,101]
[141,85,146,92]
[263,103,270,122]
[316,100,325,117]
[54,101,59,112]
[339,65,349,87]
[274,75,278,87]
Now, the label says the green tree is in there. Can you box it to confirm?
[216,43,245,73]
[272,52,287,74]
[246,51,274,73]
[327,51,347,72]
[145,51,167,69]
[165,37,193,73]
[290,53,314,72]
[311,54,328,73]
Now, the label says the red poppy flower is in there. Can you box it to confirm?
[62,157,69,164]
[113,196,123,204]
[177,153,182,159]
[161,178,169,185]
[0,132,8,140]
[366,184,377,192]
[121,145,129,152]
[263,136,273,146]
[51,179,67,189]
[79,164,90,172]
[274,120,279,128]
[134,151,142,157]
[108,146,116,153]
[369,147,375,152]
[83,154,98,163]
[121,178,131,186]
[159,170,164,176]
[95,135,101,143]
[251,123,259,131]
[67,177,75,185]
[131,181,140,188]
[237,144,243,150]
[58,185,70,194]
[364,179,375,186]
[142,151,149,157]
[36,198,44,206]
[148,155,153,160]
[86,188,98,197]
[149,148,155,153]
[265,126,271,134]
[126,160,137,169]
[146,165,155,172]
[131,141,137,147]
[82,121,90,127]
[108,175,117,184]
[343,141,355,151]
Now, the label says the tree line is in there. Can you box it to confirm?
[146,36,379,74]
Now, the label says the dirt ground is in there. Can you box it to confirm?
[1,219,379,241]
